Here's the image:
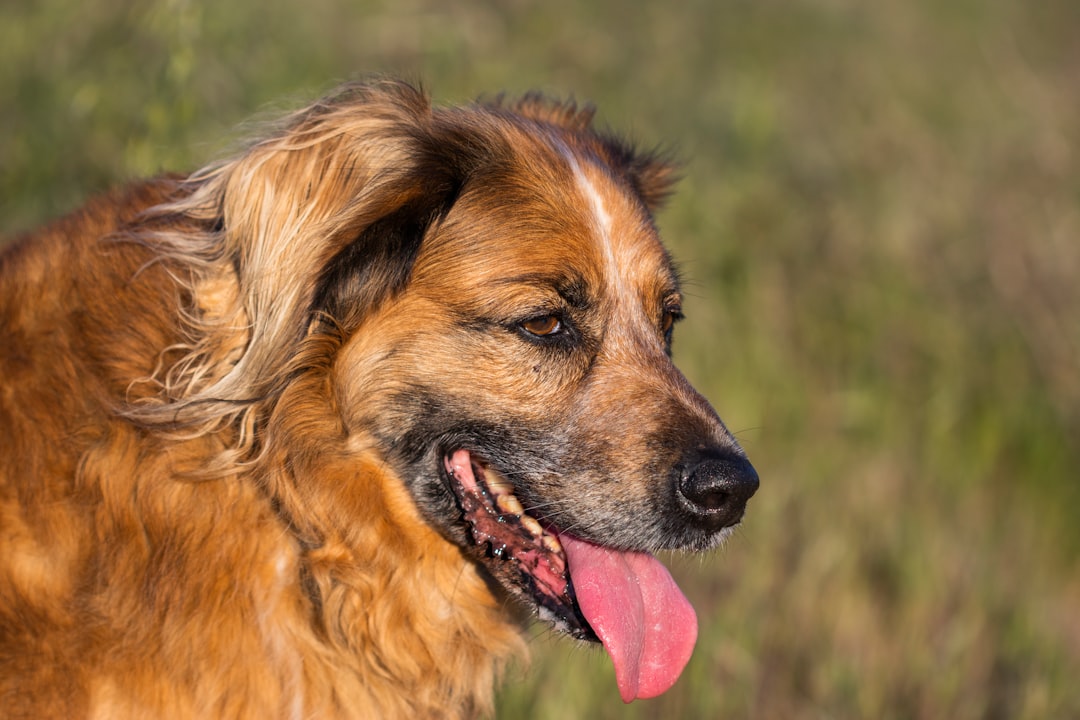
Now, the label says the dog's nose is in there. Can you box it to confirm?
[676,450,759,530]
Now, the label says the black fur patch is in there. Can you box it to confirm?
[311,196,449,325]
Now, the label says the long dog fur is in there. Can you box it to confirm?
[0,80,757,718]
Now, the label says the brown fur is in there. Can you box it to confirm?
[0,81,756,718]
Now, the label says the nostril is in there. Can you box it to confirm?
[677,454,760,523]
[686,483,729,511]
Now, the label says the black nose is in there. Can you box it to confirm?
[676,450,759,530]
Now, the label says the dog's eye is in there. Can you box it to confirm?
[661,312,676,335]
[661,307,681,335]
[661,307,682,345]
[522,315,563,337]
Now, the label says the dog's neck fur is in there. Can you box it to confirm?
[80,425,523,719]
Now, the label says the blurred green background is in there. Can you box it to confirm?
[3,0,1078,717]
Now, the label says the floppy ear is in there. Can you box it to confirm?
[222,81,484,341]
[310,184,460,329]
[129,81,461,430]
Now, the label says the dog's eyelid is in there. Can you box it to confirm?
[662,291,683,312]
[661,299,683,323]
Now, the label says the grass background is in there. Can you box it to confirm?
[3,0,1078,717]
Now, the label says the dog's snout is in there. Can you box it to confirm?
[676,451,759,530]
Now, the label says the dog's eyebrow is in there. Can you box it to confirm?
[487,272,593,309]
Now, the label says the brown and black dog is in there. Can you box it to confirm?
[0,80,758,718]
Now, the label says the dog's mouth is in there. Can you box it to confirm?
[443,448,698,702]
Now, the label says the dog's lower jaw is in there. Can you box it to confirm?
[443,449,597,641]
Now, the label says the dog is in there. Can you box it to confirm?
[0,80,758,718]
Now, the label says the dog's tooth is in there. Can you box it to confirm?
[495,493,524,516]
[520,515,543,537]
[542,534,562,554]
[488,478,514,496]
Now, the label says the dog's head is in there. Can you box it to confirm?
[154,81,758,702]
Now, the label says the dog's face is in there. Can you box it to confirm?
[309,101,759,698]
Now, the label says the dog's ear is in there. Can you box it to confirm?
[140,82,466,424]
[610,145,680,212]
[310,183,459,328]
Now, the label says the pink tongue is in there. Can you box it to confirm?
[560,533,698,702]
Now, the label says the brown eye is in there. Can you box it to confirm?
[662,306,682,335]
[522,315,562,336]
